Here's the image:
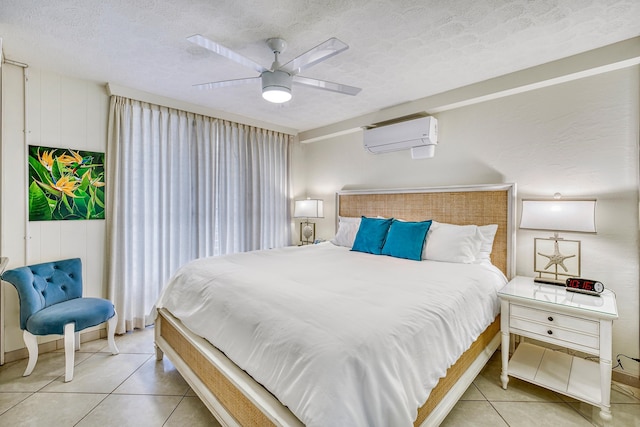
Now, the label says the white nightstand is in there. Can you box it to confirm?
[498,276,618,422]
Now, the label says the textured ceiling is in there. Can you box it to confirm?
[1,0,638,133]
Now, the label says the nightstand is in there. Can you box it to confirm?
[498,276,618,422]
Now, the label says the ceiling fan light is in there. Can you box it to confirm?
[262,87,292,103]
[262,70,292,103]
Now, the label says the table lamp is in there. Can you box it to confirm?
[294,198,324,245]
[520,194,596,285]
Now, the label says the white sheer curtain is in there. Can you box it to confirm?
[106,96,291,333]
[216,121,291,253]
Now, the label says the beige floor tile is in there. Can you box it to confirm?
[79,337,110,353]
[113,355,189,396]
[611,382,640,403]
[0,351,92,392]
[111,327,156,354]
[77,394,182,427]
[493,401,594,426]
[185,387,198,397]
[41,353,151,393]
[459,382,486,401]
[0,392,106,426]
[536,375,638,427]
[441,401,508,427]
[0,392,31,416]
[557,383,640,410]
[53,337,110,354]
[475,353,564,402]
[0,360,56,393]
[568,400,640,427]
[164,396,222,427]
[609,403,640,427]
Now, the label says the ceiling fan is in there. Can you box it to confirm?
[187,34,362,103]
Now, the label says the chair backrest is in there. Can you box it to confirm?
[2,258,83,330]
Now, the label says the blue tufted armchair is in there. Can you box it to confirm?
[2,258,118,382]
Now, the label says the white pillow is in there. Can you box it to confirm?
[423,221,483,263]
[475,224,498,264]
[330,216,361,248]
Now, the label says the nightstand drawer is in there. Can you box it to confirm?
[511,304,599,335]
[510,316,600,349]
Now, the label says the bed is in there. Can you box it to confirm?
[154,183,516,426]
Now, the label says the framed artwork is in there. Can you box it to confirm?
[28,145,105,221]
[534,237,581,282]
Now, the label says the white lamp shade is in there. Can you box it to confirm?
[520,199,596,233]
[294,199,324,218]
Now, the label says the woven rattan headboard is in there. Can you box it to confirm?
[337,183,516,278]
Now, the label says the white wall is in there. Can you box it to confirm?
[1,64,109,352]
[298,66,640,378]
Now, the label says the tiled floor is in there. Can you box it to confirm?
[0,327,218,427]
[442,353,640,427]
[0,327,638,426]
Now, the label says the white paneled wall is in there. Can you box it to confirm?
[1,65,109,353]
[1,64,28,357]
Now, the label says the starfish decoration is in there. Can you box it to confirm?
[538,240,575,272]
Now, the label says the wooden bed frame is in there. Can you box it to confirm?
[155,183,516,427]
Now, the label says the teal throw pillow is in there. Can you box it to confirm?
[381,219,432,261]
[351,217,393,255]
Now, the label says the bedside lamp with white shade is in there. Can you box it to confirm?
[520,195,596,285]
[294,198,324,245]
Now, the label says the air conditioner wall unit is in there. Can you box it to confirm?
[363,116,438,157]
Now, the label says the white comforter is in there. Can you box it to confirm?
[155,243,507,427]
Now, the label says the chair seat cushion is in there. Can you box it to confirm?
[26,297,115,336]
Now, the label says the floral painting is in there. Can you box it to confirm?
[28,145,105,221]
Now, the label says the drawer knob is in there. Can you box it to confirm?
[548,316,554,322]
[547,330,553,335]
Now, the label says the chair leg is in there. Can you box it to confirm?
[64,323,75,382]
[107,312,119,355]
[22,330,39,377]
[75,331,80,351]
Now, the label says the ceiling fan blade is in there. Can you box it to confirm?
[187,34,266,74]
[193,77,260,90]
[281,38,349,75]
[293,76,361,96]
